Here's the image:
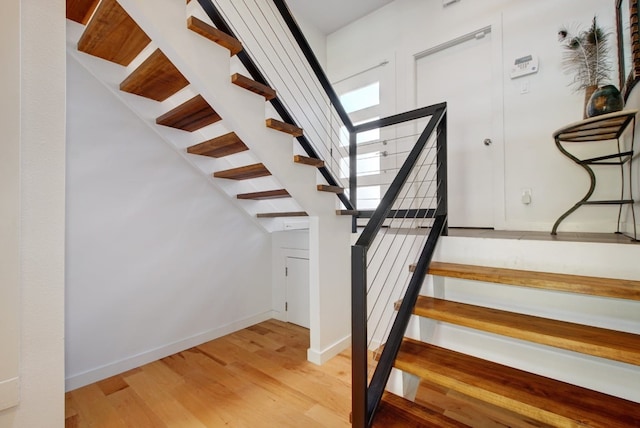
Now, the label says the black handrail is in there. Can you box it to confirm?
[351,103,447,427]
[271,0,355,133]
[197,0,355,211]
[355,104,447,247]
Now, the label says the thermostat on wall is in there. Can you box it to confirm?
[510,54,539,79]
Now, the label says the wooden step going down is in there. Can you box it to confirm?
[411,296,640,365]
[187,132,248,158]
[213,163,271,180]
[76,0,151,66]
[156,95,221,132]
[187,16,243,56]
[392,338,640,428]
[412,261,640,301]
[120,49,189,101]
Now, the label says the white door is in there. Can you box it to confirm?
[416,30,494,228]
[285,256,310,328]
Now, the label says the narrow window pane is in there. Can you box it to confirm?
[340,82,379,114]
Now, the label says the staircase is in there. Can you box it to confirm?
[66,0,349,232]
[372,260,640,427]
[66,0,352,366]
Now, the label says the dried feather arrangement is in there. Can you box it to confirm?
[558,16,613,91]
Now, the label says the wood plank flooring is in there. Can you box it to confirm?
[65,320,352,427]
[65,319,560,427]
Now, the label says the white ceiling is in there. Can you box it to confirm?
[285,0,395,34]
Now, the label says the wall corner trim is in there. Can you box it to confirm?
[0,377,20,411]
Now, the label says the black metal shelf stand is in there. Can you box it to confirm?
[551,109,638,241]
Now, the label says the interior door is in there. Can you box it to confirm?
[416,30,494,228]
[285,256,310,329]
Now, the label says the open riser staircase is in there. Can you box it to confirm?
[367,245,640,427]
[66,0,349,234]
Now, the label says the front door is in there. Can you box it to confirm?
[416,29,495,228]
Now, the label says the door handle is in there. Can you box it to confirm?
[484,138,492,146]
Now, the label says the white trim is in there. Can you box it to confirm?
[307,334,350,365]
[0,377,19,411]
[65,311,276,391]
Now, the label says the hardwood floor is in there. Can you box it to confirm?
[65,319,555,427]
[65,320,352,427]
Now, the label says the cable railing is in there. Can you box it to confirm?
[198,0,355,210]
[195,2,449,425]
[351,103,448,428]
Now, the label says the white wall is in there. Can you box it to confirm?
[0,0,21,413]
[65,55,273,390]
[327,0,631,233]
[0,0,67,426]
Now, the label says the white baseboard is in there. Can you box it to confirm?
[307,334,350,365]
[0,377,19,411]
[65,311,276,391]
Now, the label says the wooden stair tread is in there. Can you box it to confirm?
[394,339,640,428]
[187,132,247,158]
[256,211,308,218]
[317,184,343,194]
[337,210,359,215]
[418,261,640,301]
[232,73,276,101]
[372,392,467,428]
[291,155,324,168]
[266,118,303,137]
[120,49,189,101]
[156,95,221,131]
[236,189,290,200]
[187,16,242,56]
[413,296,640,365]
[213,163,271,180]
[66,0,100,24]
[77,0,151,66]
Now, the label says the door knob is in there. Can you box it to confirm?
[484,138,492,146]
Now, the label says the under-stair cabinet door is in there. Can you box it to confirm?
[285,256,310,329]
[416,28,495,228]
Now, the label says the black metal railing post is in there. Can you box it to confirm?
[349,103,446,426]
[351,244,368,428]
[350,131,358,232]
[436,111,448,235]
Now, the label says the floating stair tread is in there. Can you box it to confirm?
[337,210,359,215]
[156,95,221,131]
[236,189,290,200]
[266,118,303,137]
[66,0,100,24]
[187,16,242,56]
[213,163,271,180]
[413,296,640,366]
[292,155,324,168]
[317,184,343,194]
[256,211,308,218]
[394,339,640,428]
[372,392,467,428]
[187,132,247,158]
[232,73,276,101]
[419,262,640,301]
[120,49,189,101]
[77,0,151,66]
